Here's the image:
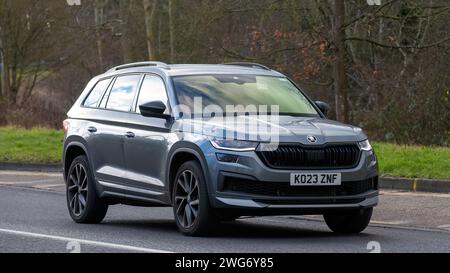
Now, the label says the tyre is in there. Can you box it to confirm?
[324,208,373,234]
[66,155,108,224]
[172,161,218,236]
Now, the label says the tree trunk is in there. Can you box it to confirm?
[94,0,106,71]
[331,0,349,123]
[168,0,175,63]
[143,0,158,60]
[119,0,133,63]
[0,11,10,100]
[0,41,10,100]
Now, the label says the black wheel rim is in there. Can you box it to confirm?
[174,170,199,229]
[68,163,88,217]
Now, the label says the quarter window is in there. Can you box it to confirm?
[136,75,168,113]
[106,75,142,112]
[83,79,110,108]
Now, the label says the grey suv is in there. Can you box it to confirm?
[63,62,379,236]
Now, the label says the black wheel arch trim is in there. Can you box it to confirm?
[166,142,213,204]
[63,137,100,189]
[63,137,89,174]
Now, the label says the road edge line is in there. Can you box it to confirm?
[0,228,173,253]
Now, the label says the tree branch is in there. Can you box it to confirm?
[343,0,399,28]
[221,42,322,61]
[345,36,450,49]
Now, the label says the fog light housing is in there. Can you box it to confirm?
[216,153,239,163]
[367,150,377,168]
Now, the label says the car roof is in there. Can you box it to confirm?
[102,63,286,78]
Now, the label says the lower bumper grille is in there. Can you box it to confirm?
[254,198,366,205]
[223,176,378,197]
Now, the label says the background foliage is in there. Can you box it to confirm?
[0,0,448,145]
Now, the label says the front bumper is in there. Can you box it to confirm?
[203,143,379,214]
[213,192,378,215]
[212,176,379,214]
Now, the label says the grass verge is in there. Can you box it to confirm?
[373,142,450,180]
[0,127,63,164]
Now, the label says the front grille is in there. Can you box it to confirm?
[223,176,378,197]
[257,144,361,169]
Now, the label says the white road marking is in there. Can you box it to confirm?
[32,184,64,189]
[0,228,173,253]
[0,171,61,177]
[257,217,298,224]
[0,181,31,185]
[437,224,450,230]
[381,191,450,198]
[0,179,61,185]
[371,220,409,225]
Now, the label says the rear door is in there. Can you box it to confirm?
[89,74,143,185]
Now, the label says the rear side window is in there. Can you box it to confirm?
[83,79,110,108]
[106,75,142,112]
[136,75,168,113]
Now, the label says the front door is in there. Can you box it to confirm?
[123,74,171,193]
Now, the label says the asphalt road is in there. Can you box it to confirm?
[0,171,449,253]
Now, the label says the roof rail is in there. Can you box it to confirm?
[223,62,271,71]
[107,61,170,72]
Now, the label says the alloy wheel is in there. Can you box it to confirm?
[174,170,200,228]
[67,163,88,217]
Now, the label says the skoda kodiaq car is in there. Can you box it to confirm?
[63,62,379,236]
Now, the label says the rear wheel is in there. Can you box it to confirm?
[324,208,373,234]
[172,161,218,236]
[66,155,108,224]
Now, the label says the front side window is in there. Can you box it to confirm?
[106,75,142,112]
[136,75,168,114]
[172,74,319,117]
[83,78,110,108]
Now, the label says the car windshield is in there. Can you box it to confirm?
[172,74,319,117]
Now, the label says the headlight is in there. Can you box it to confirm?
[358,139,373,151]
[209,137,259,151]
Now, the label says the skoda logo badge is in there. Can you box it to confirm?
[307,135,317,143]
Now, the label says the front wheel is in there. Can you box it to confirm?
[172,161,218,236]
[66,155,108,224]
[324,208,373,234]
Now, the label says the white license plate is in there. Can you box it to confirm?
[290,173,341,186]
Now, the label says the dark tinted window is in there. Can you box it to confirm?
[106,75,142,112]
[136,75,168,113]
[173,75,318,116]
[83,79,110,108]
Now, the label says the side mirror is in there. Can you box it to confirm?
[315,101,330,117]
[139,101,170,119]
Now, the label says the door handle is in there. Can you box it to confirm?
[125,132,135,138]
[87,126,97,133]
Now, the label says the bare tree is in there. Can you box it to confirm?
[0,25,10,98]
[0,0,448,144]
[331,0,349,123]
[143,0,158,60]
[94,0,108,70]
[168,0,175,63]
[0,0,55,104]
[119,0,133,63]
